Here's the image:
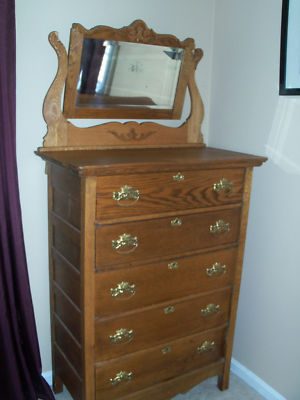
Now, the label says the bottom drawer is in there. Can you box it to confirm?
[95,325,226,400]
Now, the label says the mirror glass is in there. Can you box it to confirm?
[76,38,184,110]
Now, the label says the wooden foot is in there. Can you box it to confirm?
[218,374,229,391]
[52,374,63,394]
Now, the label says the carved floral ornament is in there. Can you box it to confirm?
[73,20,194,48]
[108,128,156,142]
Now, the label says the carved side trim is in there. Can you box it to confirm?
[42,32,68,147]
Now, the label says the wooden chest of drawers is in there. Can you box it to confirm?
[40,147,266,400]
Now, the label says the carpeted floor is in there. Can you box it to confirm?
[54,373,265,399]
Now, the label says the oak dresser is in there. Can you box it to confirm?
[36,20,266,400]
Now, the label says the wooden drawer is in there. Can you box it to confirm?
[95,287,231,361]
[95,247,237,317]
[95,208,241,268]
[95,326,226,400]
[96,169,244,220]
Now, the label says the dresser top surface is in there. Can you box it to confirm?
[36,146,267,176]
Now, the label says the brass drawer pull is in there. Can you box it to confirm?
[164,305,175,314]
[113,185,140,206]
[168,261,179,270]
[109,328,134,344]
[206,262,226,278]
[112,233,138,254]
[110,371,133,386]
[201,303,220,317]
[173,172,184,181]
[162,346,171,354]
[197,340,216,353]
[213,178,234,195]
[171,217,182,227]
[209,220,230,234]
[110,282,136,299]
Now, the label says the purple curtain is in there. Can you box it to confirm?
[0,1,55,399]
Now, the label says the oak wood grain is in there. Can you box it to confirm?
[40,146,266,400]
[52,213,81,270]
[94,288,231,361]
[54,315,82,376]
[53,284,82,344]
[95,326,226,399]
[218,167,254,390]
[47,164,63,394]
[54,344,83,400]
[95,207,241,268]
[96,168,244,219]
[114,360,224,400]
[95,247,237,317]
[80,177,97,399]
[51,163,81,228]
[36,147,267,176]
[52,249,81,308]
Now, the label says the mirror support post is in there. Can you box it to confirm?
[186,48,204,143]
[42,32,68,147]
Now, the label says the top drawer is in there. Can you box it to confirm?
[96,169,244,220]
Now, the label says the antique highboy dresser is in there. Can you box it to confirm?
[37,20,266,400]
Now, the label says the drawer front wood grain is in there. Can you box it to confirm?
[95,247,237,317]
[95,326,226,400]
[96,169,244,219]
[96,208,241,268]
[95,288,231,361]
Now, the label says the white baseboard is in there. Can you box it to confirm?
[43,360,286,400]
[231,358,286,400]
[42,370,52,387]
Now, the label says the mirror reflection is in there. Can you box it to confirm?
[76,38,184,110]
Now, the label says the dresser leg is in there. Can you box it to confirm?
[52,374,63,394]
[218,374,229,391]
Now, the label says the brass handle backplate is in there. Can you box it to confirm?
[213,178,234,195]
[109,328,134,344]
[173,172,185,181]
[171,217,182,227]
[110,371,133,386]
[110,282,136,299]
[113,185,140,206]
[112,233,138,254]
[206,262,226,278]
[197,340,216,353]
[201,303,220,317]
[210,220,230,234]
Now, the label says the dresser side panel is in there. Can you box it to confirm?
[80,176,97,400]
[48,163,84,397]
[218,167,254,390]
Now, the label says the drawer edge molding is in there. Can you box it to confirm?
[95,203,242,226]
[96,360,225,400]
[95,286,232,323]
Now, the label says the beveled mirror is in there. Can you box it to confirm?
[63,21,194,119]
[41,20,204,149]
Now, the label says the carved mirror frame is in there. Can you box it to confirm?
[64,22,192,119]
[41,20,204,151]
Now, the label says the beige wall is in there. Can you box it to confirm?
[209,1,300,399]
[15,0,215,373]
